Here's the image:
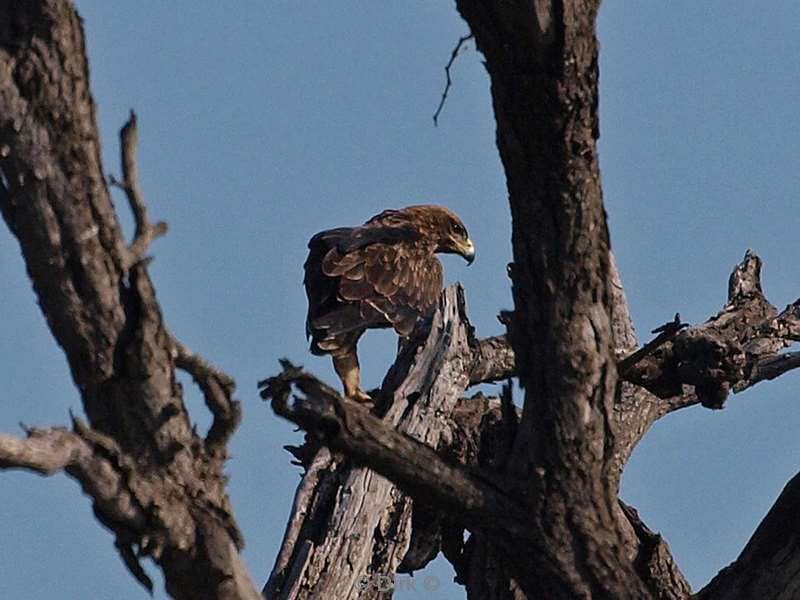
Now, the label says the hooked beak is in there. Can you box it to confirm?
[460,238,475,265]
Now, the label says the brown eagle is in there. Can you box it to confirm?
[304,204,475,402]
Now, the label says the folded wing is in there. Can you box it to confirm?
[304,224,442,356]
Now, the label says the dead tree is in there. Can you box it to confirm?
[259,2,800,600]
[0,3,259,599]
[2,1,800,600]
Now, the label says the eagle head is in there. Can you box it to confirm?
[404,204,475,264]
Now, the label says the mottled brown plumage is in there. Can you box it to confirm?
[304,205,475,401]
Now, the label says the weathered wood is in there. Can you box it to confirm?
[263,272,695,598]
[261,286,482,599]
[623,251,797,409]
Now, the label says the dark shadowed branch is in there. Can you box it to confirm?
[262,361,533,541]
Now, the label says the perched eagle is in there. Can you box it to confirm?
[304,205,475,402]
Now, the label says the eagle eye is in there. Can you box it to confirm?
[452,222,466,238]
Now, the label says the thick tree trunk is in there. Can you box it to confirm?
[452,2,646,596]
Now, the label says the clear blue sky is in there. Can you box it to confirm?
[2,2,799,598]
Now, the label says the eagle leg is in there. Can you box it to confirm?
[397,335,412,354]
[332,349,372,403]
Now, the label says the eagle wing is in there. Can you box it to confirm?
[304,224,443,356]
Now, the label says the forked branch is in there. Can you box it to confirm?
[110,111,168,267]
[624,251,800,411]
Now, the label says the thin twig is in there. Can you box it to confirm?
[433,33,474,127]
[110,110,168,267]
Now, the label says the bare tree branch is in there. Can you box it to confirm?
[0,427,91,475]
[737,351,800,390]
[621,251,800,412]
[169,331,241,451]
[0,422,155,590]
[263,362,533,542]
[109,110,168,268]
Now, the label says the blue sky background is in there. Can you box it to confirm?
[1,2,799,598]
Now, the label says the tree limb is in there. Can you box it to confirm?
[0,427,92,475]
[622,251,800,412]
[0,423,153,589]
[169,331,241,452]
[110,110,168,268]
[737,351,800,390]
[264,363,532,537]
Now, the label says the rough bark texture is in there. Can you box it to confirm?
[0,2,257,599]
[259,286,509,599]
[452,1,645,596]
